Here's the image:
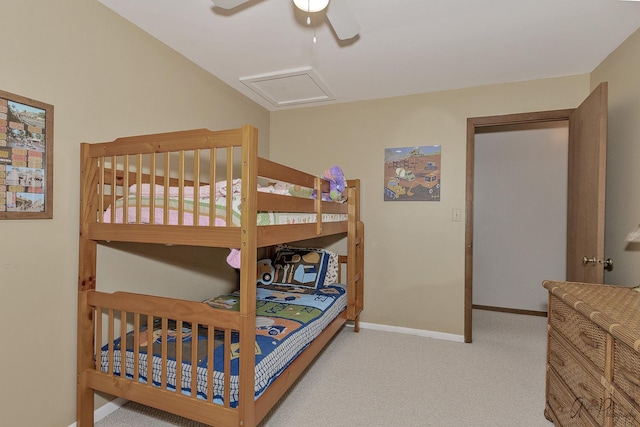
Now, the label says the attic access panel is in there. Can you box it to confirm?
[240,67,335,107]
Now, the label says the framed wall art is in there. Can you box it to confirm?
[384,145,441,201]
[0,90,53,219]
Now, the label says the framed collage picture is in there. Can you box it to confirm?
[0,90,53,219]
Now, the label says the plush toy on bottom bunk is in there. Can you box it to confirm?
[257,258,275,285]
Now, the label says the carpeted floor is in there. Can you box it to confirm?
[96,310,553,427]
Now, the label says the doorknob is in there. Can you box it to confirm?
[582,256,613,269]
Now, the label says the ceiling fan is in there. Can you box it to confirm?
[211,0,360,41]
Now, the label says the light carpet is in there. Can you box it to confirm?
[96,309,554,427]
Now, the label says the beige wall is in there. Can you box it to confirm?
[3,0,637,424]
[591,29,640,287]
[0,1,269,426]
[271,76,591,335]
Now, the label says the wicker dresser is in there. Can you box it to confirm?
[543,280,640,426]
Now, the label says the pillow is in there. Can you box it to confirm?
[277,246,340,286]
[323,249,339,286]
[257,246,334,294]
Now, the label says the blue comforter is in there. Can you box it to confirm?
[101,284,346,406]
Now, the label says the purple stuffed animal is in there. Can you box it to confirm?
[323,165,346,201]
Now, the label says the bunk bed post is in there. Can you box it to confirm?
[77,143,99,426]
[356,219,364,327]
[346,179,363,331]
[238,125,259,426]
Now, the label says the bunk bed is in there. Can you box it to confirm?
[76,125,364,427]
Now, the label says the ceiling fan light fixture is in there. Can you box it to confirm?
[293,0,330,13]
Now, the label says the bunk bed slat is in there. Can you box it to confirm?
[163,152,170,225]
[224,329,231,409]
[149,154,156,225]
[108,309,115,375]
[160,316,167,389]
[98,160,105,215]
[175,321,183,396]
[135,155,142,223]
[95,306,103,371]
[209,148,216,226]
[207,327,214,408]
[120,310,127,378]
[193,149,200,222]
[226,147,233,225]
[133,313,140,383]
[190,322,199,398]
[178,151,185,226]
[109,156,117,224]
[123,156,130,223]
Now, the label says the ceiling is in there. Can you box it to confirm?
[98,0,640,111]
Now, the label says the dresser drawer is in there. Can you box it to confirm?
[548,332,605,425]
[607,395,640,427]
[613,338,640,410]
[550,295,607,373]
[547,367,600,427]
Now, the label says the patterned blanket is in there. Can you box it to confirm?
[101,284,346,406]
[102,192,346,226]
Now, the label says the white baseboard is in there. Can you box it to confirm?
[68,397,128,427]
[347,321,465,342]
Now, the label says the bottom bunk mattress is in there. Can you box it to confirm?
[100,284,346,407]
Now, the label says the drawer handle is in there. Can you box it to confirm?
[579,332,598,349]
[549,350,565,367]
[552,310,566,323]
[620,367,640,388]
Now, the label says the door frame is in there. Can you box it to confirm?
[464,109,575,343]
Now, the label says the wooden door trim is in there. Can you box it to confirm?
[464,109,575,343]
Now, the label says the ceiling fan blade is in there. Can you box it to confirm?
[326,0,360,40]
[211,0,252,9]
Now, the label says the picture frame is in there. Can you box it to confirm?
[0,90,53,219]
[384,145,441,201]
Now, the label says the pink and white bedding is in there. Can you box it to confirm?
[102,182,347,226]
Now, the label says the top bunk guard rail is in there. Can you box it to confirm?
[80,125,359,249]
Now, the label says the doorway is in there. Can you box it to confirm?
[464,109,576,343]
[472,121,568,314]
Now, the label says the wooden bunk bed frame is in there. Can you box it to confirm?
[76,125,364,426]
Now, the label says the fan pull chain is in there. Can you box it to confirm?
[304,2,317,44]
[305,8,317,44]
